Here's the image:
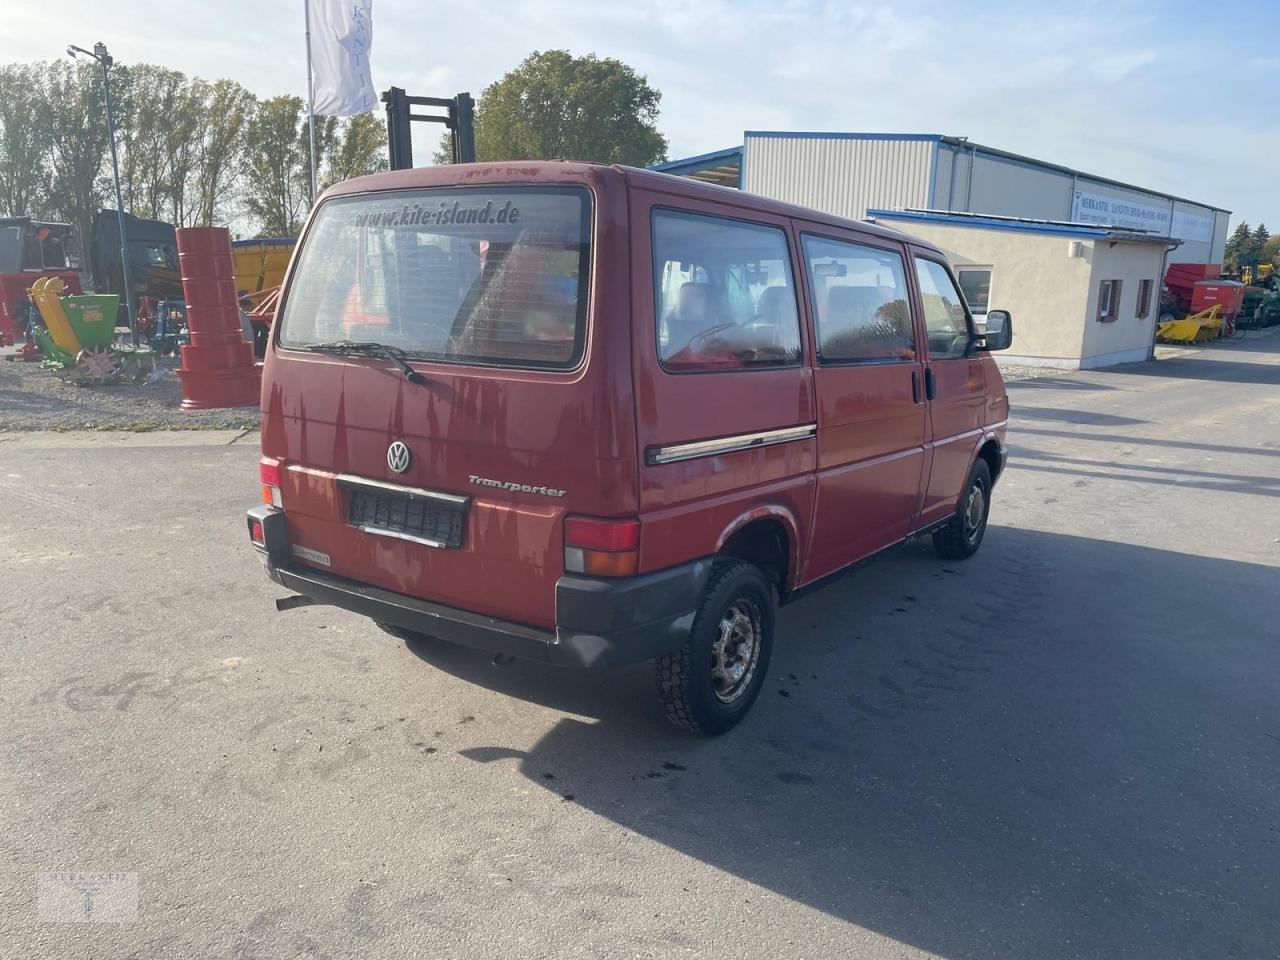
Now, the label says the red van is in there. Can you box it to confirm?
[247,162,1012,734]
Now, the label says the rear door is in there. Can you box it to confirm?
[262,176,636,629]
[911,252,987,527]
[629,192,817,574]
[798,229,929,580]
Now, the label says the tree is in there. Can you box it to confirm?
[0,63,50,217]
[445,50,667,167]
[41,60,111,259]
[116,63,190,221]
[324,112,387,187]
[1262,235,1280,269]
[1225,222,1252,270]
[298,114,338,208]
[1249,223,1269,267]
[242,95,311,236]
[191,79,255,226]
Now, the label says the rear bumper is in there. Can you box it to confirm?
[247,505,711,670]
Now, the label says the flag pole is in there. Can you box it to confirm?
[304,0,318,202]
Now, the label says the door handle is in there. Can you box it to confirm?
[911,370,922,404]
[925,367,937,400]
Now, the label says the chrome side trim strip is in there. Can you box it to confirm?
[354,524,450,549]
[336,473,470,506]
[647,423,817,466]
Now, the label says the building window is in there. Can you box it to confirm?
[956,267,992,315]
[652,209,802,371]
[1097,279,1123,323]
[802,235,915,364]
[1136,278,1153,319]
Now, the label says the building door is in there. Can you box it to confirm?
[799,229,929,581]
[911,253,987,528]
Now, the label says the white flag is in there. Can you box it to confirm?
[307,0,376,116]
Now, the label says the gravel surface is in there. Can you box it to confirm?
[0,352,260,432]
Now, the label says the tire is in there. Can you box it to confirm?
[655,560,775,735]
[933,459,992,560]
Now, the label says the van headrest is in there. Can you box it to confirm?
[756,285,795,323]
[826,285,884,321]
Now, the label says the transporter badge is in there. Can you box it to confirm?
[386,441,412,474]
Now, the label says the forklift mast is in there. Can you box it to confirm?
[381,88,476,170]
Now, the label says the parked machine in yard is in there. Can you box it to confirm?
[1160,262,1259,340]
[231,238,294,294]
[0,218,83,346]
[28,276,155,383]
[1236,273,1280,330]
[1157,305,1225,344]
[232,238,295,358]
[89,209,183,305]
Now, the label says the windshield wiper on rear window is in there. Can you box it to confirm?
[304,340,425,384]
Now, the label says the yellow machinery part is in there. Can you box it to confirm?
[29,276,83,355]
[232,241,295,294]
[1157,305,1223,344]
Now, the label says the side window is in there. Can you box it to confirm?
[802,235,915,363]
[914,257,973,360]
[1097,279,1123,323]
[1136,278,1153,319]
[652,209,802,371]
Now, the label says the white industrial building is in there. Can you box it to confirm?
[654,132,1231,368]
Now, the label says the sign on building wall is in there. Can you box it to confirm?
[1071,190,1213,243]
[1171,209,1214,243]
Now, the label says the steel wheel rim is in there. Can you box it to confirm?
[964,480,986,542]
[710,597,762,704]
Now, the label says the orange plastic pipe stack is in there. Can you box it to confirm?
[175,227,261,410]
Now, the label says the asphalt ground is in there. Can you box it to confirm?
[3,331,1278,959]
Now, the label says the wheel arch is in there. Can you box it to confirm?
[715,506,802,596]
[972,429,1006,486]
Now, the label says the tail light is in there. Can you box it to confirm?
[249,519,265,545]
[260,456,283,508]
[564,516,640,577]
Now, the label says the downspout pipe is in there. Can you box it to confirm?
[1148,241,1179,361]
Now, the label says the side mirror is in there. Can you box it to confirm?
[982,309,1013,351]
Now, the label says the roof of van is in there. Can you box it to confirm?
[321,161,944,257]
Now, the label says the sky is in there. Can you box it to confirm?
[5,0,1278,229]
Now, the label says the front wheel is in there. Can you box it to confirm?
[933,459,992,560]
[656,560,774,735]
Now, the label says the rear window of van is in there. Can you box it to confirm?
[276,187,591,369]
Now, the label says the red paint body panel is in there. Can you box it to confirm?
[259,161,1008,630]
[1190,280,1246,319]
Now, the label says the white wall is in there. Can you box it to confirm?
[1080,243,1167,368]
[868,216,1168,369]
[868,218,1094,366]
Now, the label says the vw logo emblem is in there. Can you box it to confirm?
[386,441,412,474]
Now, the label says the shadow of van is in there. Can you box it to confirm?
[406,527,1279,960]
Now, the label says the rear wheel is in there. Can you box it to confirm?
[933,459,992,560]
[656,560,774,735]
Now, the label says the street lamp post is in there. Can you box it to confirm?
[67,41,137,347]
